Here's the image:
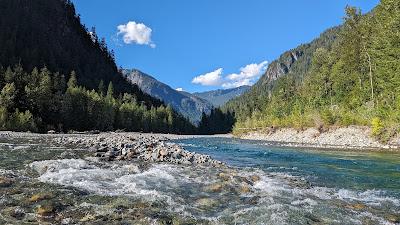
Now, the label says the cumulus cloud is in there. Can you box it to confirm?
[175,88,184,92]
[191,61,268,89]
[192,68,223,86]
[223,61,268,88]
[117,21,155,48]
[222,79,252,89]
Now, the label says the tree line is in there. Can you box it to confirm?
[0,65,197,134]
[227,0,400,142]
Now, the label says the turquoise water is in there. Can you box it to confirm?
[176,138,400,194]
[0,136,399,224]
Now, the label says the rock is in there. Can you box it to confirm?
[29,193,52,202]
[160,149,168,156]
[195,198,218,209]
[346,203,366,210]
[218,173,231,181]
[250,175,261,183]
[36,204,55,217]
[61,218,73,224]
[386,214,400,223]
[239,185,251,194]
[0,176,13,187]
[7,207,25,219]
[97,147,108,152]
[204,183,225,192]
[80,214,96,222]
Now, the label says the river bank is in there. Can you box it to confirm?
[0,131,229,166]
[238,126,400,151]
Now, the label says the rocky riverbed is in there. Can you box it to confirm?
[52,133,224,166]
[0,131,224,166]
[1,132,399,224]
[239,126,400,150]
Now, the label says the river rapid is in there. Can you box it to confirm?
[0,136,399,224]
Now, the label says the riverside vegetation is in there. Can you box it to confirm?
[225,0,400,143]
[0,65,196,134]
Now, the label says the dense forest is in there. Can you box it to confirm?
[0,0,199,134]
[0,0,155,98]
[0,65,197,133]
[225,0,400,141]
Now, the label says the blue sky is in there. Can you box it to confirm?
[71,0,379,93]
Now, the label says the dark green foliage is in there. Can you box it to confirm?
[198,108,235,134]
[0,0,162,108]
[0,66,196,134]
[226,1,400,140]
[0,0,202,134]
[225,27,341,121]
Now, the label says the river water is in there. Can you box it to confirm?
[0,136,399,224]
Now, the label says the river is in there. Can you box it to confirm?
[0,136,399,224]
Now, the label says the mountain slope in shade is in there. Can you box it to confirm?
[0,0,161,106]
[122,69,213,125]
[193,86,251,107]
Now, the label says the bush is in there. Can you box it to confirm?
[11,109,37,132]
[321,109,337,125]
[371,117,384,137]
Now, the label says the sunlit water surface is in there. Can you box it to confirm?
[0,136,399,224]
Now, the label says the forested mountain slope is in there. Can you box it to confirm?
[0,0,196,133]
[225,0,400,141]
[224,26,341,120]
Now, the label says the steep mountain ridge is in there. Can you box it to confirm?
[122,69,213,124]
[0,0,160,106]
[225,26,341,119]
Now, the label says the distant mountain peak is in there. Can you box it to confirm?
[193,85,251,107]
[122,69,213,125]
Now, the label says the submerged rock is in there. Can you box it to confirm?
[195,198,218,209]
[6,207,25,219]
[0,176,13,187]
[36,204,55,218]
[204,182,225,192]
[29,193,52,203]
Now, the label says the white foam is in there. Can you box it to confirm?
[29,159,178,204]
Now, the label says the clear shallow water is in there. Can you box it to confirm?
[0,136,399,225]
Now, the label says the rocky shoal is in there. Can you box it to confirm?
[53,133,223,166]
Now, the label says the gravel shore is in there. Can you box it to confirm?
[0,131,227,166]
[239,126,400,151]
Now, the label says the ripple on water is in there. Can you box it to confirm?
[27,158,400,225]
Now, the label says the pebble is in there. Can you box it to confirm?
[0,176,13,187]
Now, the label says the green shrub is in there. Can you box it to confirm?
[371,117,384,137]
[11,109,37,132]
[321,109,337,125]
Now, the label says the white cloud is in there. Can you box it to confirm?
[191,61,268,89]
[222,61,268,88]
[175,88,184,92]
[222,79,252,89]
[192,68,223,86]
[117,21,155,48]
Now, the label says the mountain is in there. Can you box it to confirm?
[225,2,400,141]
[0,0,196,134]
[224,26,340,120]
[193,86,251,107]
[122,69,213,125]
[0,0,160,105]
